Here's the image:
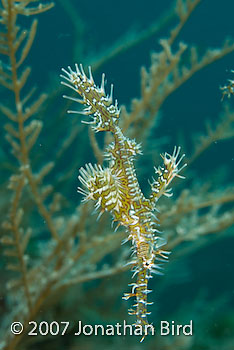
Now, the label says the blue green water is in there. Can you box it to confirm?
[0,1,234,349]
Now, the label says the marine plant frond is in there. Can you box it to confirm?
[1,173,32,312]
[169,0,201,45]
[61,64,186,340]
[14,0,54,16]
[0,0,59,241]
[120,1,234,141]
[189,104,234,165]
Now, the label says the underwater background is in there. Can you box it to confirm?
[0,0,234,349]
